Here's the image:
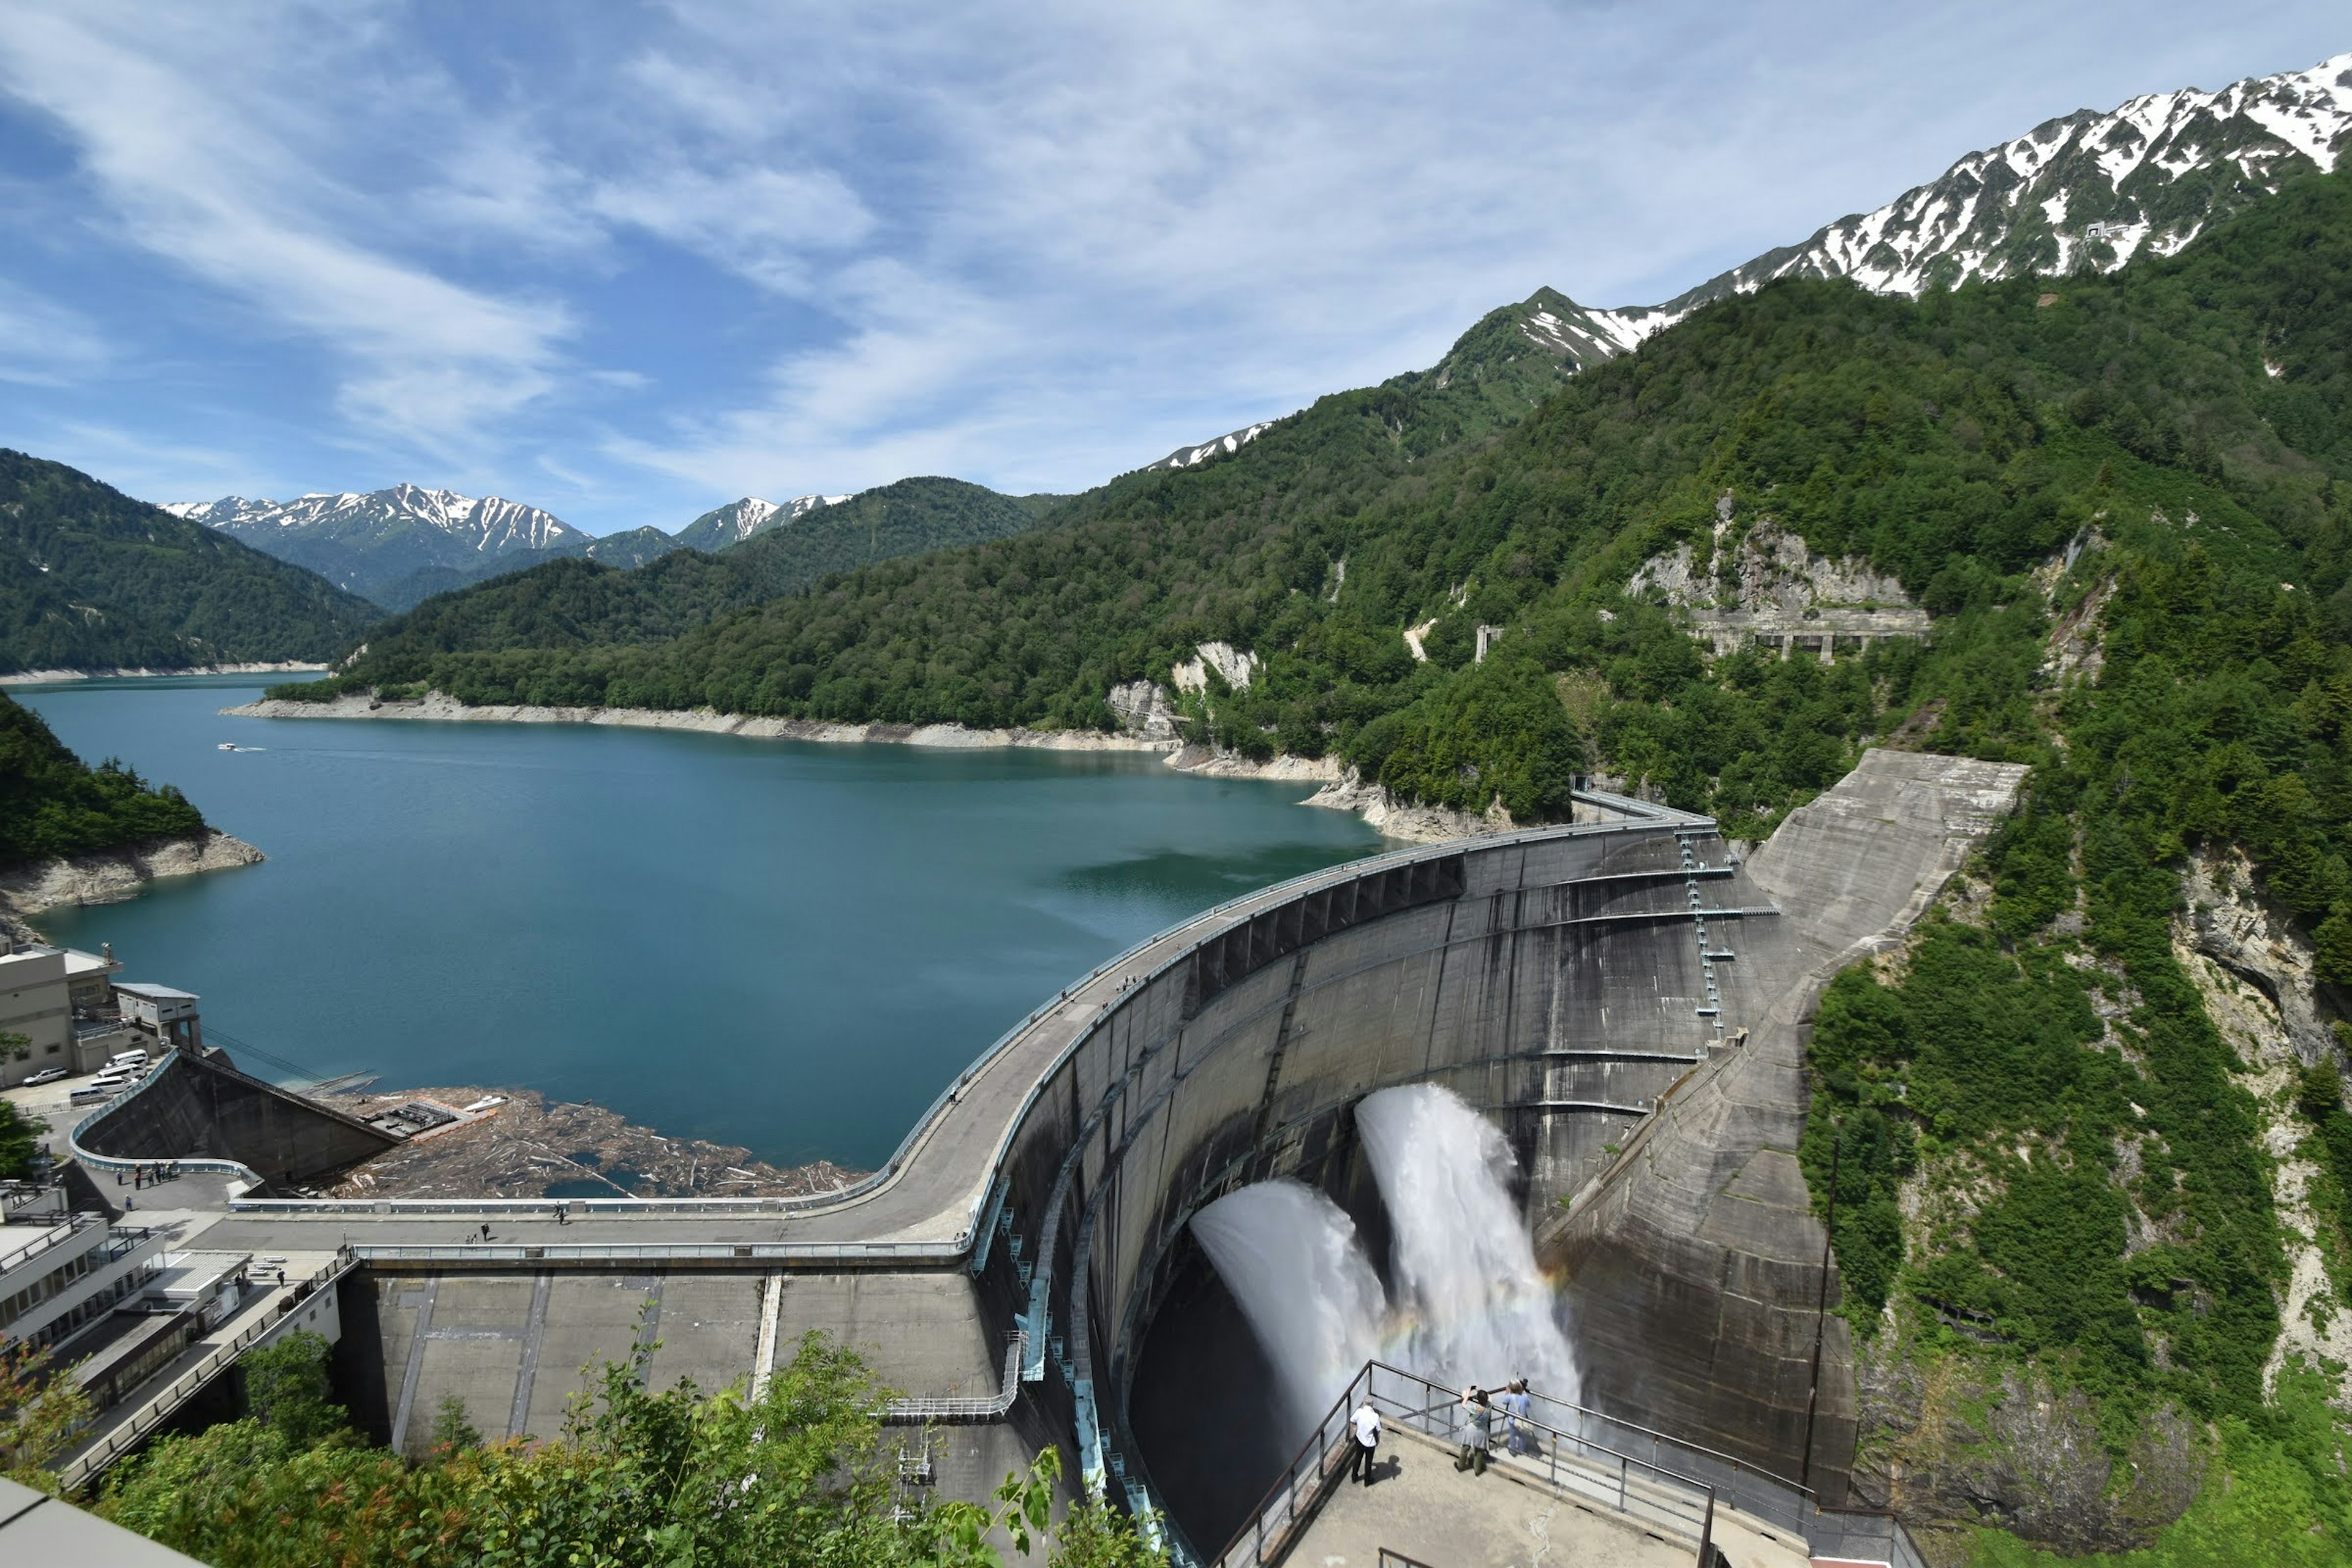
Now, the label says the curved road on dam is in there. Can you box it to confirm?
[169,808,1693,1264]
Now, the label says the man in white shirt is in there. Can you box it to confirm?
[1348,1398,1382,1485]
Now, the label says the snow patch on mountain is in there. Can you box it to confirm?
[1148,423,1277,472]
[674,492,853,552]
[168,484,585,555]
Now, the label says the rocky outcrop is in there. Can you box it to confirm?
[1170,641,1259,692]
[1852,1324,2206,1563]
[2176,848,2352,1401]
[1301,767,1516,843]
[0,831,263,931]
[1107,679,1182,741]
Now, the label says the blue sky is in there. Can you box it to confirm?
[0,2,2343,535]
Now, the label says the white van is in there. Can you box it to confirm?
[107,1050,150,1070]
[69,1085,114,1106]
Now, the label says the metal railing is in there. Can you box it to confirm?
[1513,1387,1924,1566]
[1212,1361,1719,1568]
[0,1213,93,1277]
[881,1332,1026,1424]
[54,1246,357,1493]
[344,1238,963,1266]
[66,1050,267,1192]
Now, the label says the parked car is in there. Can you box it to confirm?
[21,1067,67,1086]
[105,1050,149,1070]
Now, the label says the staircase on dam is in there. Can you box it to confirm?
[45,751,2021,1568]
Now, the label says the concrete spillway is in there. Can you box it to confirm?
[68,750,2023,1555]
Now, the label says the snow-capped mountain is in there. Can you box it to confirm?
[1146,423,1276,472]
[1151,53,2352,471]
[674,493,850,553]
[1581,51,2352,350]
[165,484,590,605]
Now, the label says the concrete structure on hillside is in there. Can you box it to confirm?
[43,753,2018,1564]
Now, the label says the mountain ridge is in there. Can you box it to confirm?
[1145,51,2352,475]
[0,450,379,674]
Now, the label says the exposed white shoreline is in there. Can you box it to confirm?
[1,831,265,944]
[2,661,332,685]
[221,692,1510,843]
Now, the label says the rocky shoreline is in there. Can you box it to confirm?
[0,831,265,943]
[224,691,1515,843]
[1,661,331,685]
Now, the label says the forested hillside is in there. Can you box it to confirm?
[0,452,379,673]
[270,172,2352,1560]
[0,688,204,864]
[323,475,1067,673]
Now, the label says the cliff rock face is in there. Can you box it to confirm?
[0,831,264,931]
[1852,1328,2206,1563]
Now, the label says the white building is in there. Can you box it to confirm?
[0,1186,167,1354]
[0,946,130,1088]
[113,983,203,1056]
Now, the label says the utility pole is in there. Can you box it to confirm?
[1799,1119,1841,1496]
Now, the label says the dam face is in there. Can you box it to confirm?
[67,753,2021,1558]
[980,753,2022,1549]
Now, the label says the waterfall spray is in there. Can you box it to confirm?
[1189,1179,1389,1442]
[1354,1083,1581,1401]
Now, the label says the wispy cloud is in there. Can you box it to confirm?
[0,5,573,459]
[0,278,108,386]
[0,0,2341,524]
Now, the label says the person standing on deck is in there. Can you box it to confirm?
[1455,1385,1493,1474]
[1349,1398,1382,1485]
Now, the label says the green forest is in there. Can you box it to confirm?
[0,451,380,673]
[0,1329,1159,1568]
[0,687,205,864]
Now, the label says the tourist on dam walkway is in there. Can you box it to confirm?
[1455,1386,1493,1474]
[1502,1379,1535,1457]
[1348,1399,1382,1485]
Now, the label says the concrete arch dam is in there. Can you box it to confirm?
[97,750,2022,1539]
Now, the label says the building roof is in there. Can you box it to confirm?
[113,982,199,1002]
[59,949,119,978]
[0,1476,204,1564]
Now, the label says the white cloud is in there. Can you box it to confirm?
[0,0,2343,521]
[0,5,574,458]
[590,165,875,293]
[0,279,108,386]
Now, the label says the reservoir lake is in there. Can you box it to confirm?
[13,677,1388,1169]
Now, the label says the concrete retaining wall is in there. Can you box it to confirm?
[78,1050,399,1188]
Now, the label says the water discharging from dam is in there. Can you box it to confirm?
[1355,1084,1581,1401]
[1188,1181,1387,1442]
[1187,1084,1580,1453]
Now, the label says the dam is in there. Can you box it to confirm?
[42,747,2023,1563]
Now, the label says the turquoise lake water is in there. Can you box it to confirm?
[12,677,1387,1168]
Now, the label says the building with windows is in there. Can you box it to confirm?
[114,982,203,1055]
[0,943,129,1087]
[0,1186,167,1353]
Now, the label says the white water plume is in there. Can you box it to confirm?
[1355,1083,1580,1403]
[1189,1178,1387,1442]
